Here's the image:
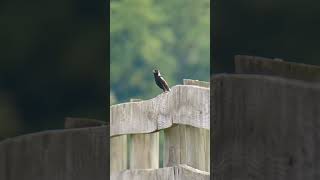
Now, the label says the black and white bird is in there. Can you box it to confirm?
[153,69,171,93]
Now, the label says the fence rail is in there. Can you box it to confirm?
[110,84,210,136]
[110,80,210,179]
[235,55,320,82]
[111,164,209,180]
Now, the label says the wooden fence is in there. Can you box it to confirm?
[3,55,318,180]
[0,126,108,180]
[110,79,210,180]
[212,55,320,179]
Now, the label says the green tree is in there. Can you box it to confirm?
[111,0,210,103]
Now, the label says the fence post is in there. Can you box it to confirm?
[212,74,320,179]
[110,84,210,178]
[110,135,127,174]
[128,99,159,169]
[129,132,159,169]
[163,124,210,172]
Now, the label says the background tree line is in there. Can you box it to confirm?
[110,0,210,104]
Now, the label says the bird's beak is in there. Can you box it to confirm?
[152,70,156,73]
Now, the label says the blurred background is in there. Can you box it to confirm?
[0,0,106,140]
[110,0,210,105]
[213,0,320,73]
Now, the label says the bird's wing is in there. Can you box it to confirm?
[160,76,170,91]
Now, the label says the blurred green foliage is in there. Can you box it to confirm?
[110,0,210,104]
[0,0,106,138]
[213,0,320,73]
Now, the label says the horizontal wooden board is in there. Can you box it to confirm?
[110,85,210,136]
[235,55,320,82]
[111,164,209,180]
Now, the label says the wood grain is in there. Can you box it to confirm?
[110,85,210,136]
[111,135,128,174]
[111,164,209,180]
[235,55,320,82]
[164,125,210,172]
[129,132,159,169]
[0,126,108,180]
[212,74,320,180]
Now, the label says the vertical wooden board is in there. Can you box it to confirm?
[212,75,320,180]
[182,126,210,172]
[129,132,159,169]
[44,131,68,180]
[7,138,25,180]
[164,125,210,172]
[106,126,110,177]
[89,127,108,180]
[0,127,108,180]
[91,126,110,180]
[110,135,127,174]
[159,130,165,168]
[0,140,8,180]
[6,135,45,180]
[66,129,91,180]
[164,125,181,168]
[202,127,210,172]
[24,134,45,180]
[64,127,108,180]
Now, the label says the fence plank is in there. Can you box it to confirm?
[65,127,107,180]
[0,140,6,180]
[129,132,159,169]
[110,85,209,136]
[111,164,209,180]
[0,126,108,180]
[234,55,320,82]
[212,74,320,180]
[45,131,69,180]
[164,125,210,172]
[110,135,128,174]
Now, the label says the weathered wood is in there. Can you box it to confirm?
[164,125,210,172]
[110,135,128,174]
[183,79,210,88]
[235,55,320,82]
[0,140,6,180]
[212,74,320,180]
[0,126,108,180]
[110,85,209,136]
[111,164,209,180]
[130,99,142,102]
[129,132,159,169]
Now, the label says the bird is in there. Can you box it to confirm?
[153,69,171,93]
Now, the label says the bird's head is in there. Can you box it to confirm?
[153,69,160,74]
